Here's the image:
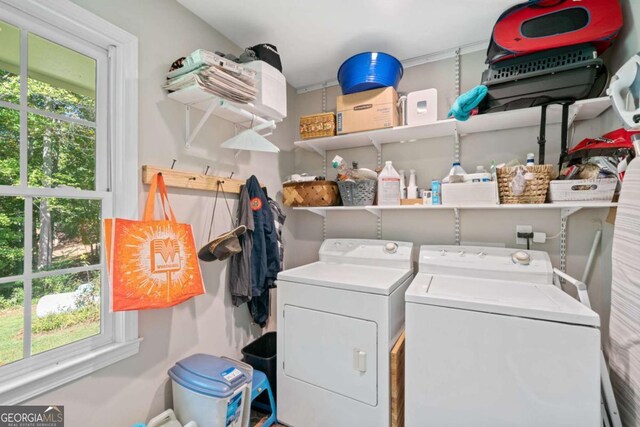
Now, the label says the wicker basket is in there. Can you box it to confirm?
[282,181,340,207]
[338,179,377,206]
[496,164,553,204]
[299,113,336,140]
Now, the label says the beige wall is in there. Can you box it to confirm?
[21,0,640,425]
[26,0,296,425]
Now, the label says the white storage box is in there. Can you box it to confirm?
[406,89,437,126]
[442,181,499,205]
[548,178,617,202]
[169,354,252,427]
[243,60,287,120]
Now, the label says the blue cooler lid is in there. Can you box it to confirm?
[168,353,250,398]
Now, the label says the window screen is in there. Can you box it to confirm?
[521,8,589,38]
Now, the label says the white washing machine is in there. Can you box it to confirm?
[276,238,414,427]
[405,246,601,427]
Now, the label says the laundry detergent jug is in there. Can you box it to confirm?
[377,161,401,205]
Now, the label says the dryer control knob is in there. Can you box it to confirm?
[512,251,531,265]
[384,242,398,254]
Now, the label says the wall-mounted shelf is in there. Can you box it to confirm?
[141,165,248,194]
[167,87,280,154]
[294,97,612,156]
[294,201,617,219]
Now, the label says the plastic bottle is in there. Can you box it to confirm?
[526,153,535,166]
[431,179,442,205]
[377,161,401,205]
[407,169,418,199]
[332,155,350,180]
[399,169,407,199]
[449,162,467,177]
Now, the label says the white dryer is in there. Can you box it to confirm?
[276,239,414,427]
[405,246,601,427]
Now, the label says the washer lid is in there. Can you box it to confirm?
[277,261,412,295]
[405,273,599,327]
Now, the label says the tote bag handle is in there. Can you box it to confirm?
[143,173,177,222]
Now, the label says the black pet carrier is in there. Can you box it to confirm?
[479,44,608,114]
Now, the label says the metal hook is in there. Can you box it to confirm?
[204,166,210,175]
[189,176,197,181]
[229,172,234,179]
[171,159,177,170]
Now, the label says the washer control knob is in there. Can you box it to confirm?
[458,250,465,257]
[384,242,398,254]
[477,251,486,258]
[440,249,448,256]
[512,251,531,265]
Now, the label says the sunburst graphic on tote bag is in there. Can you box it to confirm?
[105,174,205,311]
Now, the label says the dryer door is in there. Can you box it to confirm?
[283,305,378,406]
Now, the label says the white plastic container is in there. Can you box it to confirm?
[169,354,252,427]
[378,161,401,205]
[441,182,500,205]
[407,169,418,199]
[406,89,438,126]
[147,409,197,427]
[243,60,287,120]
[548,178,617,202]
[399,170,407,199]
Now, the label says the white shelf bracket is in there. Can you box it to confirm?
[307,208,327,218]
[568,103,582,129]
[561,207,582,220]
[185,100,219,149]
[369,137,381,153]
[364,207,381,218]
[306,141,325,157]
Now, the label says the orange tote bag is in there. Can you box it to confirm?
[104,173,205,311]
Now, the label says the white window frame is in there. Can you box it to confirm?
[0,0,140,404]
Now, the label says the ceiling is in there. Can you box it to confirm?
[177,0,522,90]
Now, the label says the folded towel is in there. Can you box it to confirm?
[448,85,488,121]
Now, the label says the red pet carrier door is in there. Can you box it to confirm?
[487,0,623,64]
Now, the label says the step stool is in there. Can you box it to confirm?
[251,370,276,427]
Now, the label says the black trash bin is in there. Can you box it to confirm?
[242,331,277,404]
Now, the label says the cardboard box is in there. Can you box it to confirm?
[337,87,399,134]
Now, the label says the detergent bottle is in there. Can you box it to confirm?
[377,161,401,205]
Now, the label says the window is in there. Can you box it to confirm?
[521,8,589,39]
[0,0,139,404]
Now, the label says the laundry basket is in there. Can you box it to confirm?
[497,164,553,204]
[337,179,377,206]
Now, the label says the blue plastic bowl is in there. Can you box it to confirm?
[337,52,404,95]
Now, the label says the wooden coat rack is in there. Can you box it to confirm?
[141,165,248,194]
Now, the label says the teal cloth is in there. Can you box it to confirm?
[448,85,488,121]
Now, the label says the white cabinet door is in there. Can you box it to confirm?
[283,305,378,406]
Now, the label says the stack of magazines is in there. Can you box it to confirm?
[163,49,257,103]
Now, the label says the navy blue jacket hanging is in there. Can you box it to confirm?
[245,175,280,327]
